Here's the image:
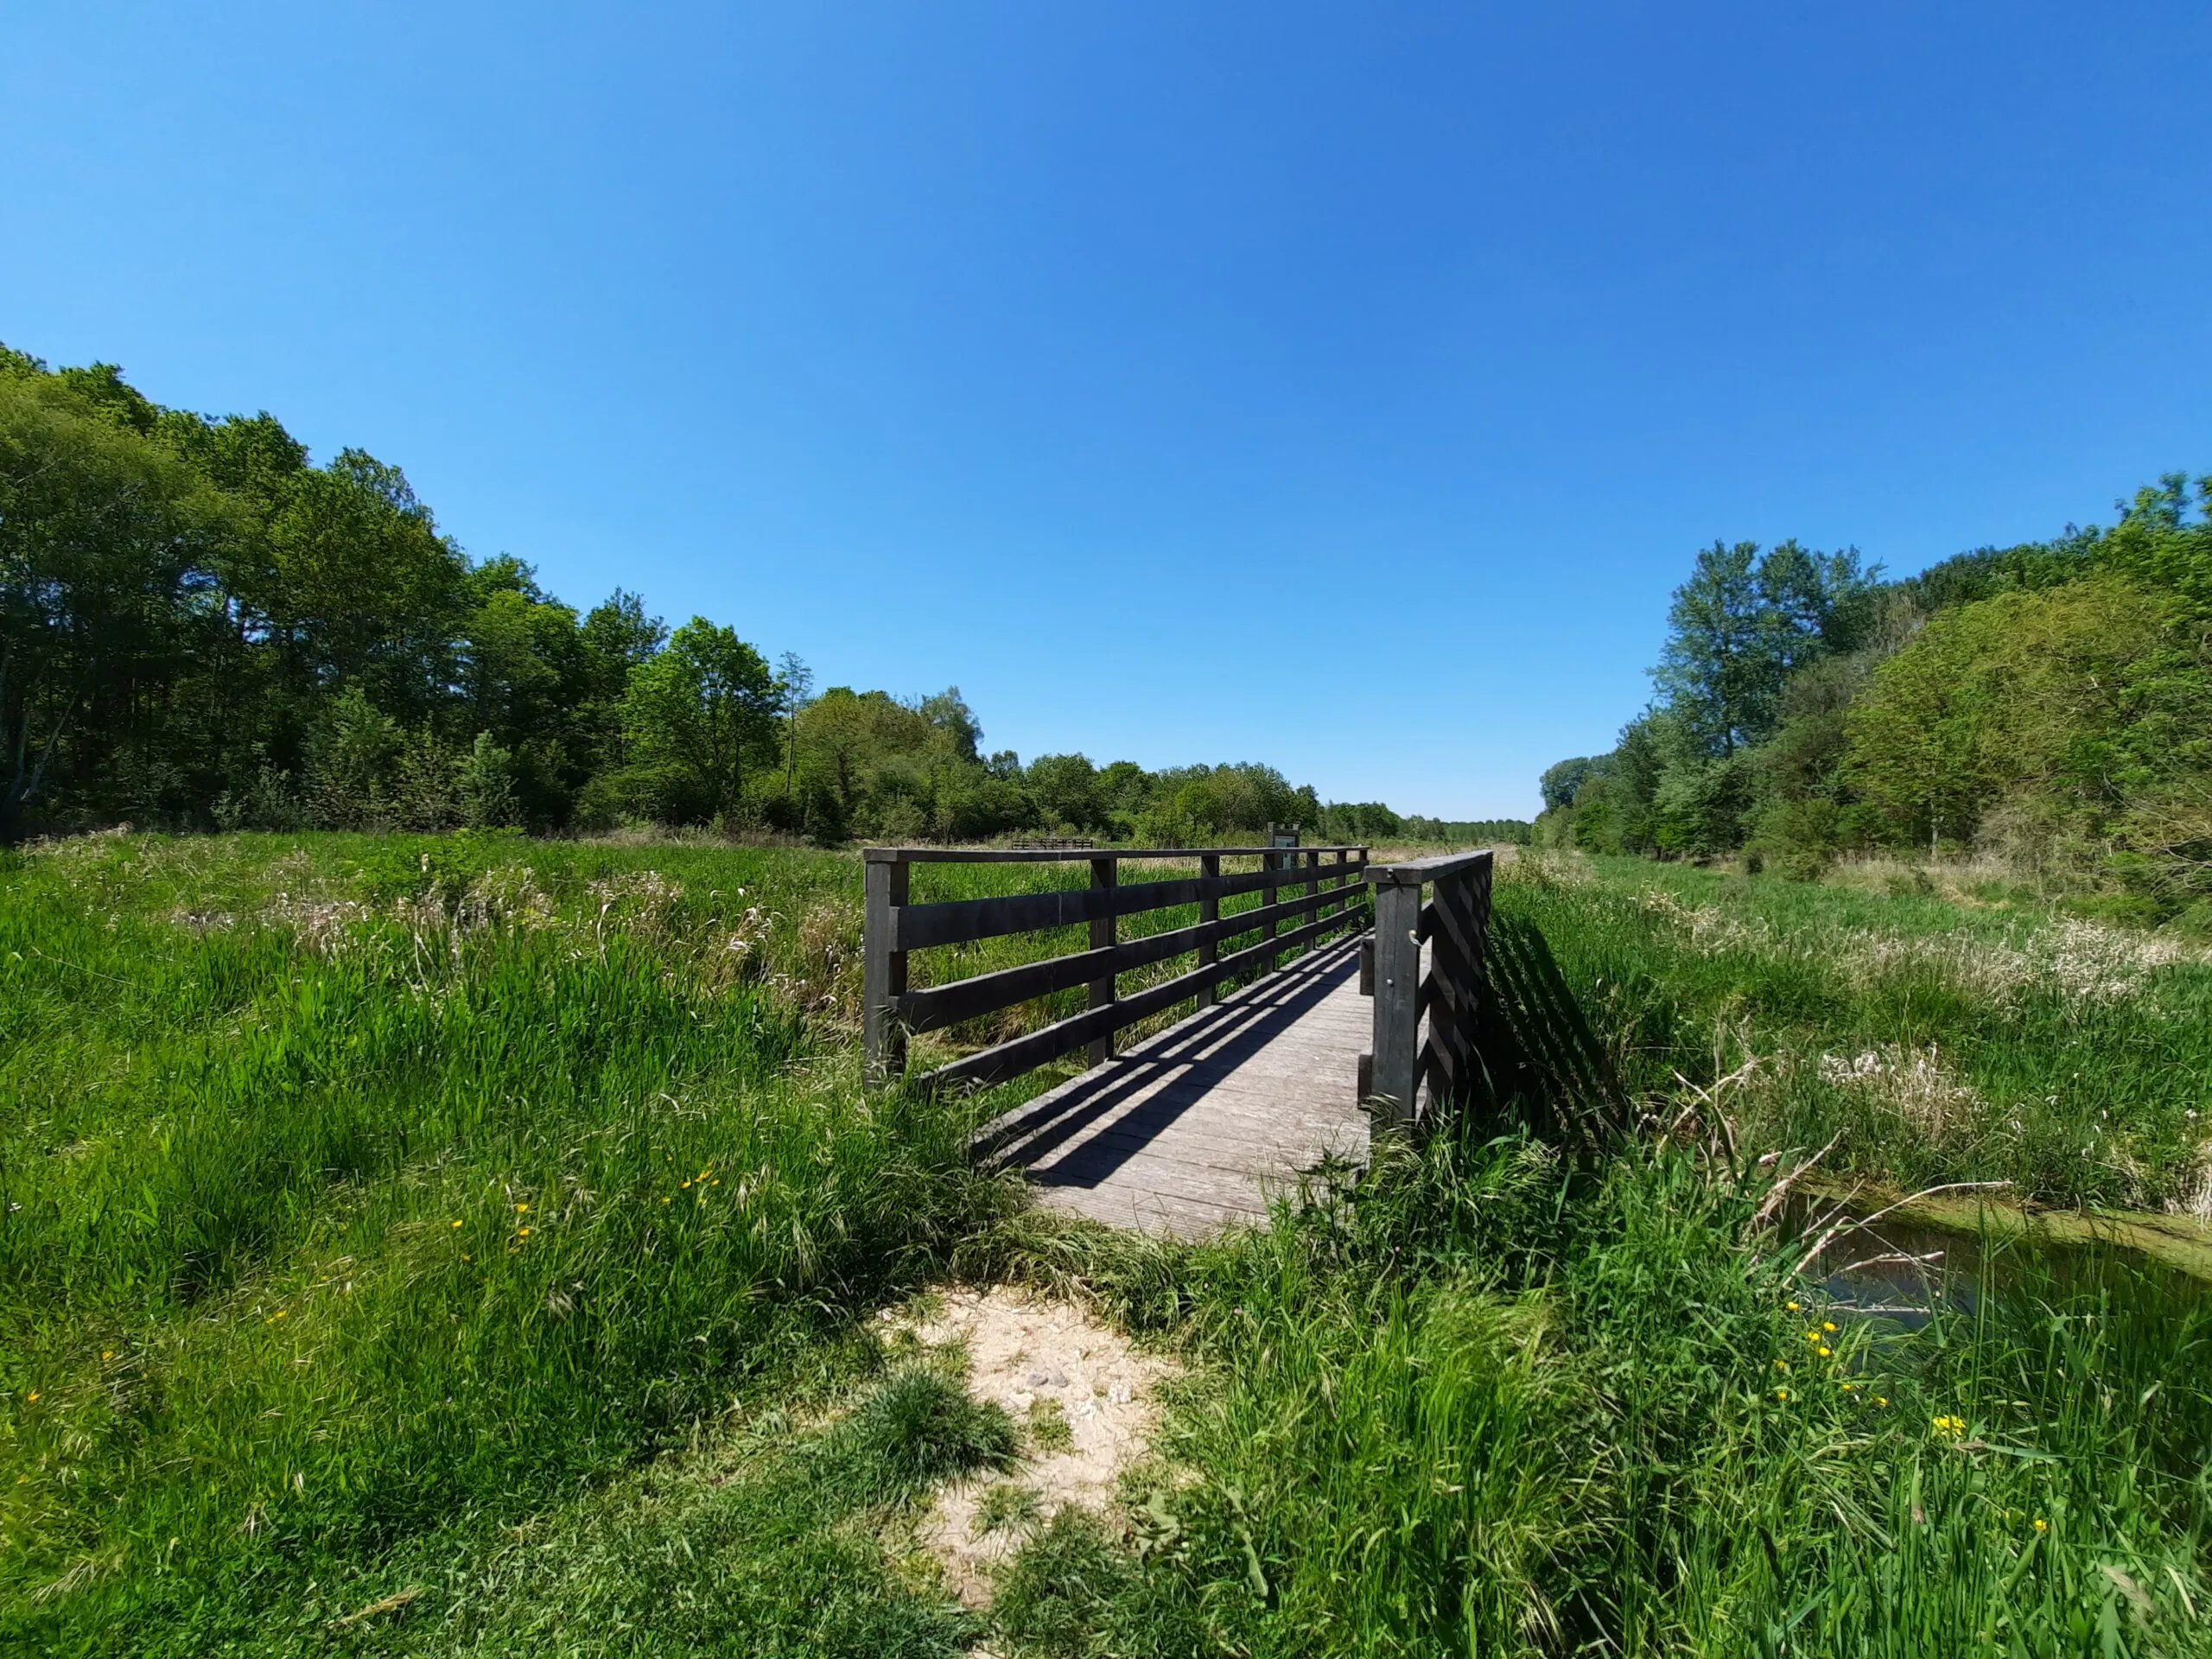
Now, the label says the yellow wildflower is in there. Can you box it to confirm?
[1821,1321,1837,1333]
[1786,1300,1801,1312]
[1817,1345,1832,1357]
[518,1227,531,1238]
[1775,1388,1790,1401]
[515,1203,528,1212]
[26,1391,39,1402]
[452,1219,464,1229]
[2033,1518,2048,1534]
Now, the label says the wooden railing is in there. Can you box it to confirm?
[863,844,1373,1092]
[1358,849,1495,1133]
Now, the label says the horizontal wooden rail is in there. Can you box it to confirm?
[895,875,1364,1034]
[863,843,1371,1090]
[864,844,1370,865]
[925,906,1370,1091]
[892,861,1361,951]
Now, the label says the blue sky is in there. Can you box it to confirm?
[4,3,2208,818]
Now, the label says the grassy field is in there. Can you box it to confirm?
[3,832,2209,1656]
[1499,851,2212,1212]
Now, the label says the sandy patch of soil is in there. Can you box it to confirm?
[889,1287,1174,1607]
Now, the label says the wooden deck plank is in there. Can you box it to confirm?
[984,937,1373,1238]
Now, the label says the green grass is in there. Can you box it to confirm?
[5,831,2208,1656]
[0,830,1005,1653]
[991,1135,2212,1657]
[1491,851,2212,1210]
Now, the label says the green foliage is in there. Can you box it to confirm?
[619,616,783,824]
[1500,854,2212,1209]
[1539,472,2212,919]
[3,836,2207,1655]
[0,832,995,1650]
[0,342,1481,847]
[1001,1128,2212,1657]
[1653,537,1877,759]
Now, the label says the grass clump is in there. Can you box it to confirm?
[995,1133,2212,1656]
[1493,851,2212,1209]
[814,1368,1018,1504]
[0,831,1005,1654]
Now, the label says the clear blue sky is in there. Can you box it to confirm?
[5,3,2208,818]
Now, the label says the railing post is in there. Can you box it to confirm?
[1197,851,1221,1009]
[1261,849,1281,971]
[1330,847,1348,921]
[1302,848,1321,947]
[863,852,909,1087]
[1368,871,1423,1134]
[1087,855,1117,1066]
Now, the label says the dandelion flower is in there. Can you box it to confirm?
[1817,1345,1832,1357]
[2033,1518,2048,1534]
[1822,1321,1837,1333]
[518,1227,531,1237]
[451,1219,464,1229]
[1774,1388,1790,1401]
[1786,1300,1801,1312]
[515,1203,529,1213]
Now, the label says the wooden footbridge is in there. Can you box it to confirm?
[863,842,1495,1235]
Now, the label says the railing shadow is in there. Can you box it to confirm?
[1469,913,1627,1155]
[972,944,1359,1188]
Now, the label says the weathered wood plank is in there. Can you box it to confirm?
[862,856,909,1084]
[1087,855,1116,1066]
[989,939,1375,1239]
[893,864,1368,951]
[866,844,1369,865]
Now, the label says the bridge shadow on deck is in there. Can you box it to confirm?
[974,941,1364,1196]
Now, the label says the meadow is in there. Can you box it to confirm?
[3,831,2208,1656]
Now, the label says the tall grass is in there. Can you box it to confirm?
[0,831,1005,1651]
[992,1133,2212,1656]
[8,831,2206,1656]
[1493,852,2212,1210]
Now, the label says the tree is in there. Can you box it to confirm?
[1539,755,1610,812]
[775,650,813,803]
[0,372,229,836]
[622,618,780,823]
[1654,540,1875,758]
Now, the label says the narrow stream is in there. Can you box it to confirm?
[1783,1192,2209,1327]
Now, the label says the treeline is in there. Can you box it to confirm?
[0,345,1525,849]
[1538,479,2212,926]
